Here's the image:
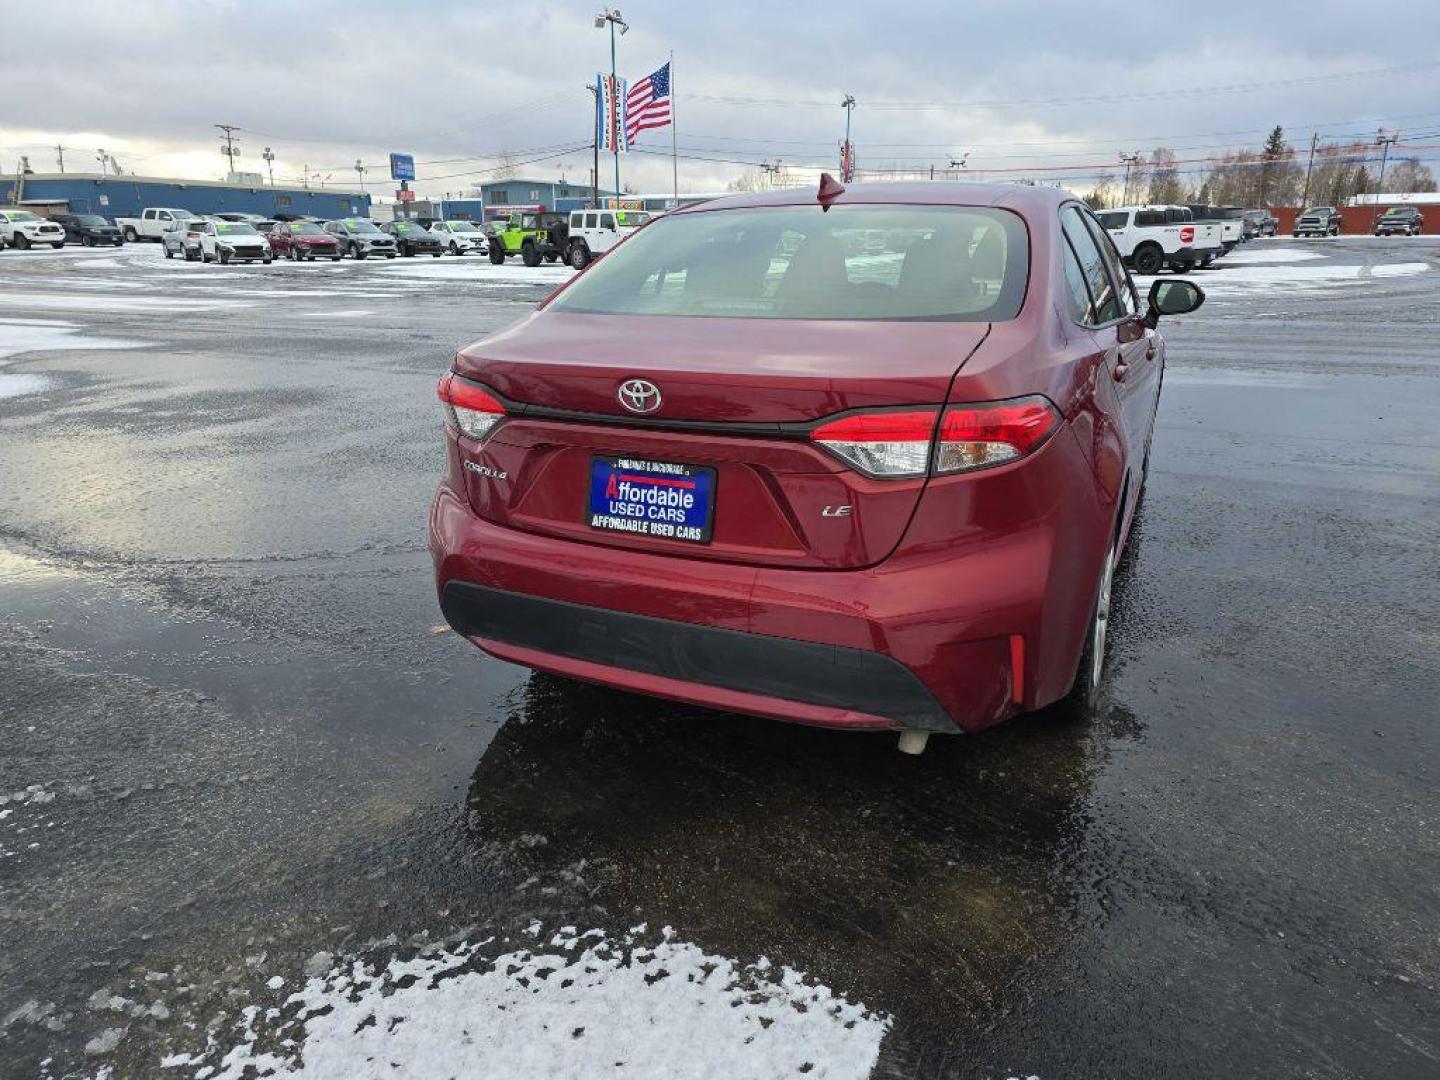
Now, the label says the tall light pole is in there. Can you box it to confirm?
[1118,150,1142,204]
[354,158,367,192]
[262,146,276,186]
[216,123,241,178]
[594,8,629,202]
[841,94,856,181]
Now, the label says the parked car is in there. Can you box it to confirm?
[0,209,67,249]
[268,220,342,261]
[382,220,444,257]
[430,220,489,255]
[1243,209,1278,237]
[1373,206,1424,236]
[1294,207,1342,237]
[193,219,272,264]
[161,219,201,259]
[114,207,196,243]
[429,182,1205,753]
[271,212,326,223]
[50,213,124,247]
[1094,205,1223,275]
[486,211,570,265]
[214,212,271,224]
[565,208,652,268]
[323,219,398,259]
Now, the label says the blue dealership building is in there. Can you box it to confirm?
[4,173,370,221]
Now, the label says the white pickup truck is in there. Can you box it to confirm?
[114,207,196,243]
[1094,205,1224,275]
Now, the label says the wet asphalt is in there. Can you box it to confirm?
[1,238,1438,1078]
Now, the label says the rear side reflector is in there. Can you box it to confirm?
[809,396,1059,478]
[438,373,506,441]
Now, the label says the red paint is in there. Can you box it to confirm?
[1009,634,1026,705]
[430,183,1169,734]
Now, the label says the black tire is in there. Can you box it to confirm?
[14,234,29,250]
[331,255,341,261]
[288,245,299,261]
[489,244,506,265]
[1056,524,1120,720]
[1292,232,1300,238]
[1169,260,1191,275]
[164,245,174,259]
[184,248,198,262]
[1132,244,1163,276]
[123,226,137,242]
[431,250,442,258]
[202,250,212,263]
[263,256,272,265]
[52,242,64,250]
[385,253,396,259]
[355,245,368,261]
[521,241,541,267]
[83,236,94,248]
[568,243,590,270]
[543,251,558,263]
[220,249,231,265]
[450,241,461,256]
[401,242,413,257]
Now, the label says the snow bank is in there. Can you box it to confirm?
[161,924,889,1080]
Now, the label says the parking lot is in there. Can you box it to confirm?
[2,235,1439,1077]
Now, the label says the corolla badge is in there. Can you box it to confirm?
[617,378,663,415]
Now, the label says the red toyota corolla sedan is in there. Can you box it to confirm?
[429,181,1203,752]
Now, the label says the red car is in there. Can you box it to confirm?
[429,181,1203,752]
[267,221,341,261]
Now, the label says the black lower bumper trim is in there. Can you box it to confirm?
[441,581,957,732]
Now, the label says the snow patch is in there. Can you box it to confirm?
[0,317,148,399]
[163,924,889,1079]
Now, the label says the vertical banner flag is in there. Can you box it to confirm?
[625,62,673,144]
[597,73,629,154]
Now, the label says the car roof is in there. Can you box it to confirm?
[672,181,1077,218]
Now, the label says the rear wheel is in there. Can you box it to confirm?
[123,226,137,242]
[1132,244,1163,276]
[1058,534,1118,719]
[83,236,94,247]
[568,242,590,269]
[521,241,541,267]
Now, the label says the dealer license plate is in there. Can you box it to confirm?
[587,456,716,544]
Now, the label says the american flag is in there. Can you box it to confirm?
[625,62,672,143]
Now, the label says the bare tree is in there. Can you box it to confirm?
[492,151,519,181]
[1145,148,1184,205]
[1382,156,1437,193]
[1083,172,1119,210]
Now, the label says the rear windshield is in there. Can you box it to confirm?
[549,204,1029,322]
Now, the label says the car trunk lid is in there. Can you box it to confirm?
[451,312,990,569]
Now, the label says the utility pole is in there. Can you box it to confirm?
[1372,128,1399,227]
[216,123,241,177]
[302,163,310,191]
[841,94,856,181]
[1118,151,1142,204]
[1300,132,1319,209]
[55,144,66,173]
[594,8,629,202]
[354,159,367,192]
[262,146,276,186]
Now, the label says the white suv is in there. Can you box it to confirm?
[565,208,652,268]
[431,220,488,255]
[1,210,67,249]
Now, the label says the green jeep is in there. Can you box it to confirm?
[486,211,570,266]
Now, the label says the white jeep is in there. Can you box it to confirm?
[564,208,652,269]
[1094,205,1223,276]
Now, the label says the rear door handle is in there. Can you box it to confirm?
[1113,362,1130,382]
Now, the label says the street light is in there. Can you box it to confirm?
[594,7,629,202]
[841,94,856,181]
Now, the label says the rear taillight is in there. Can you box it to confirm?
[809,396,1059,478]
[437,373,506,441]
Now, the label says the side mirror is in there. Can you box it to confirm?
[1144,278,1204,328]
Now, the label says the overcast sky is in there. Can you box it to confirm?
[4,0,1438,200]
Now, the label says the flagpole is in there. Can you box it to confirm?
[670,51,678,209]
[609,20,621,202]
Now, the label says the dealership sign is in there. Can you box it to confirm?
[389,153,415,181]
[395,189,416,202]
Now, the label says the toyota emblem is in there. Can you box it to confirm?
[617,378,662,415]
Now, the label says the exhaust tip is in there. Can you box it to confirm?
[897,729,930,756]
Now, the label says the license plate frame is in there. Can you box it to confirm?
[586,455,717,545]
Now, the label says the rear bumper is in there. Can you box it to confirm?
[428,425,1106,735]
